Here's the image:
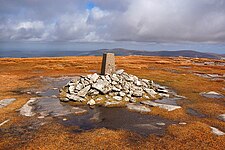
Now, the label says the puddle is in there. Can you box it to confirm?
[21,76,179,137]
[59,106,176,136]
[186,108,207,118]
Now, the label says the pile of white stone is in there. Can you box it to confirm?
[59,69,170,106]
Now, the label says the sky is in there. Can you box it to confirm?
[0,0,225,54]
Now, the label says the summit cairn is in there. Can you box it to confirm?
[101,53,115,75]
[59,53,171,107]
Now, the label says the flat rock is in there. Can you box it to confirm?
[218,114,225,122]
[66,94,85,102]
[116,69,124,75]
[141,100,181,111]
[92,79,111,94]
[90,73,99,83]
[144,88,157,97]
[77,85,91,97]
[126,103,151,113]
[111,74,119,82]
[20,98,36,117]
[0,98,16,108]
[113,96,123,101]
[210,126,225,136]
[200,91,224,98]
[76,83,83,90]
[105,101,121,107]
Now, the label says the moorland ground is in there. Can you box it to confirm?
[0,56,225,149]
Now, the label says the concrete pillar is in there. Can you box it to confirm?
[101,53,116,75]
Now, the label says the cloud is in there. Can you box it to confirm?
[0,0,225,43]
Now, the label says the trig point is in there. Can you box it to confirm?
[101,53,116,75]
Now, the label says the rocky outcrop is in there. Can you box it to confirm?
[59,70,171,106]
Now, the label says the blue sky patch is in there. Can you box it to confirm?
[86,1,95,10]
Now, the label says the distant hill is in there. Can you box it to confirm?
[80,48,224,59]
[0,48,224,59]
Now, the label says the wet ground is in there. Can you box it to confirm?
[23,76,178,137]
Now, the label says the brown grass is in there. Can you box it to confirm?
[0,56,225,149]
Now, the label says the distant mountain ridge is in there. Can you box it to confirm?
[81,48,224,59]
[0,48,224,59]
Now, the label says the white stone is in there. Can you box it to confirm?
[90,73,99,82]
[113,96,123,101]
[76,83,83,90]
[116,69,124,75]
[68,85,75,94]
[210,126,225,136]
[141,100,181,111]
[179,122,187,125]
[87,99,96,106]
[111,74,119,82]
[119,91,126,97]
[144,88,157,97]
[77,85,91,97]
[157,89,169,93]
[112,86,121,92]
[156,122,166,126]
[159,93,170,97]
[92,79,111,94]
[218,114,225,122]
[66,94,85,102]
[207,91,222,95]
